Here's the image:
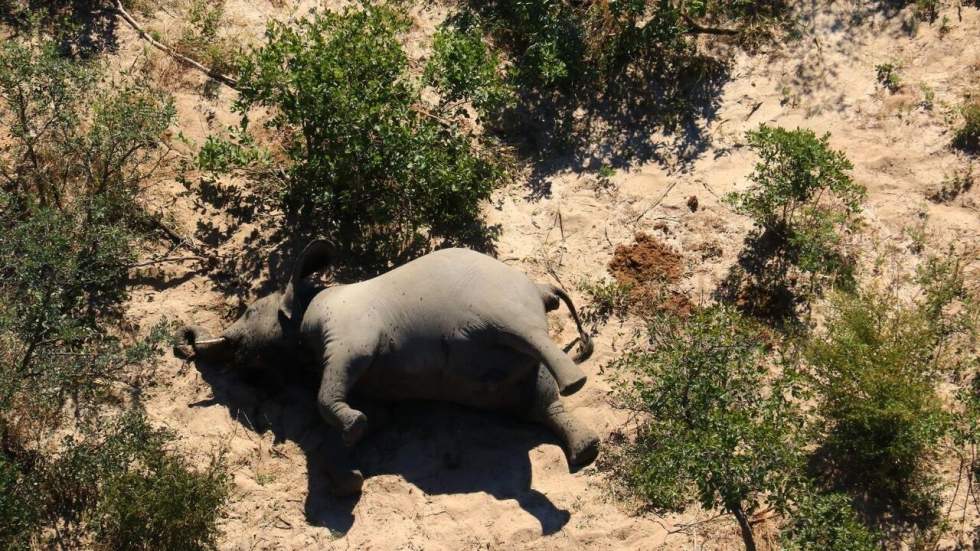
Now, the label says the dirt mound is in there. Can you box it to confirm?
[609,233,692,317]
[609,232,683,285]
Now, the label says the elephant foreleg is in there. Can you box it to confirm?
[316,346,373,447]
[527,367,599,471]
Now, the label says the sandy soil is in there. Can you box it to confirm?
[109,1,980,549]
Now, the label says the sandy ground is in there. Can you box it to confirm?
[110,1,980,549]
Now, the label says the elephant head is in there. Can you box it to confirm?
[175,240,334,369]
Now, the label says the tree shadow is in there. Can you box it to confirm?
[188,358,571,536]
[498,55,730,200]
[714,228,803,327]
[0,0,121,57]
[804,444,944,542]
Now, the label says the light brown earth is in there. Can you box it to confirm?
[110,1,980,549]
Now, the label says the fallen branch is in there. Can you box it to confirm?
[682,14,740,36]
[112,1,239,88]
[128,256,208,269]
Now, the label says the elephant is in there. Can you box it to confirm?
[176,241,599,495]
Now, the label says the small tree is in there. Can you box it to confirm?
[722,125,865,321]
[804,252,976,528]
[229,3,504,269]
[606,306,803,550]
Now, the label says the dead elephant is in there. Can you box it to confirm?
[176,241,598,495]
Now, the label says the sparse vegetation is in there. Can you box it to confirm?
[875,63,902,92]
[577,278,634,331]
[172,0,239,77]
[953,97,980,153]
[927,165,974,202]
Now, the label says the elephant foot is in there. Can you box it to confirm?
[566,431,599,471]
[327,468,364,497]
[557,372,587,396]
[340,410,368,447]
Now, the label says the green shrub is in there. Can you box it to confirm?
[874,63,901,92]
[0,37,228,549]
[953,98,980,153]
[424,16,514,117]
[781,491,881,551]
[722,125,865,321]
[0,451,40,549]
[804,255,975,527]
[606,306,803,550]
[49,410,228,551]
[577,278,634,331]
[466,0,785,97]
[229,3,504,268]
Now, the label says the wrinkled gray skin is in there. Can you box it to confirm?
[176,241,598,495]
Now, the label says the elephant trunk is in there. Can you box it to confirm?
[174,324,233,361]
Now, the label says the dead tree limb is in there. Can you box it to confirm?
[112,1,239,88]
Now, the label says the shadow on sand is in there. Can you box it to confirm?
[188,358,572,536]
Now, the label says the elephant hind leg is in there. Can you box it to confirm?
[509,329,587,396]
[528,367,599,471]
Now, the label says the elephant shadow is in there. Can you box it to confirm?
[189,359,572,537]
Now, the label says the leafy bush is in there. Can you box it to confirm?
[0,451,40,549]
[804,254,976,527]
[465,0,785,97]
[875,63,901,92]
[424,15,514,118]
[606,306,802,550]
[781,491,881,551]
[229,3,504,268]
[722,125,865,321]
[47,410,228,551]
[0,37,229,549]
[953,98,980,153]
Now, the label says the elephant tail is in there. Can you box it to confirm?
[539,284,594,364]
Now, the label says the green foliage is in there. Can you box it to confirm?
[0,40,175,212]
[1,409,229,550]
[0,452,40,549]
[466,0,785,97]
[173,0,239,76]
[51,410,228,551]
[577,278,633,330]
[953,98,980,153]
[424,16,514,117]
[722,126,865,321]
[927,165,973,203]
[874,63,901,92]
[0,37,228,549]
[607,306,802,549]
[781,491,881,551]
[804,256,976,525]
[230,3,503,267]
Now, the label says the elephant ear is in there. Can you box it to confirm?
[279,239,334,322]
